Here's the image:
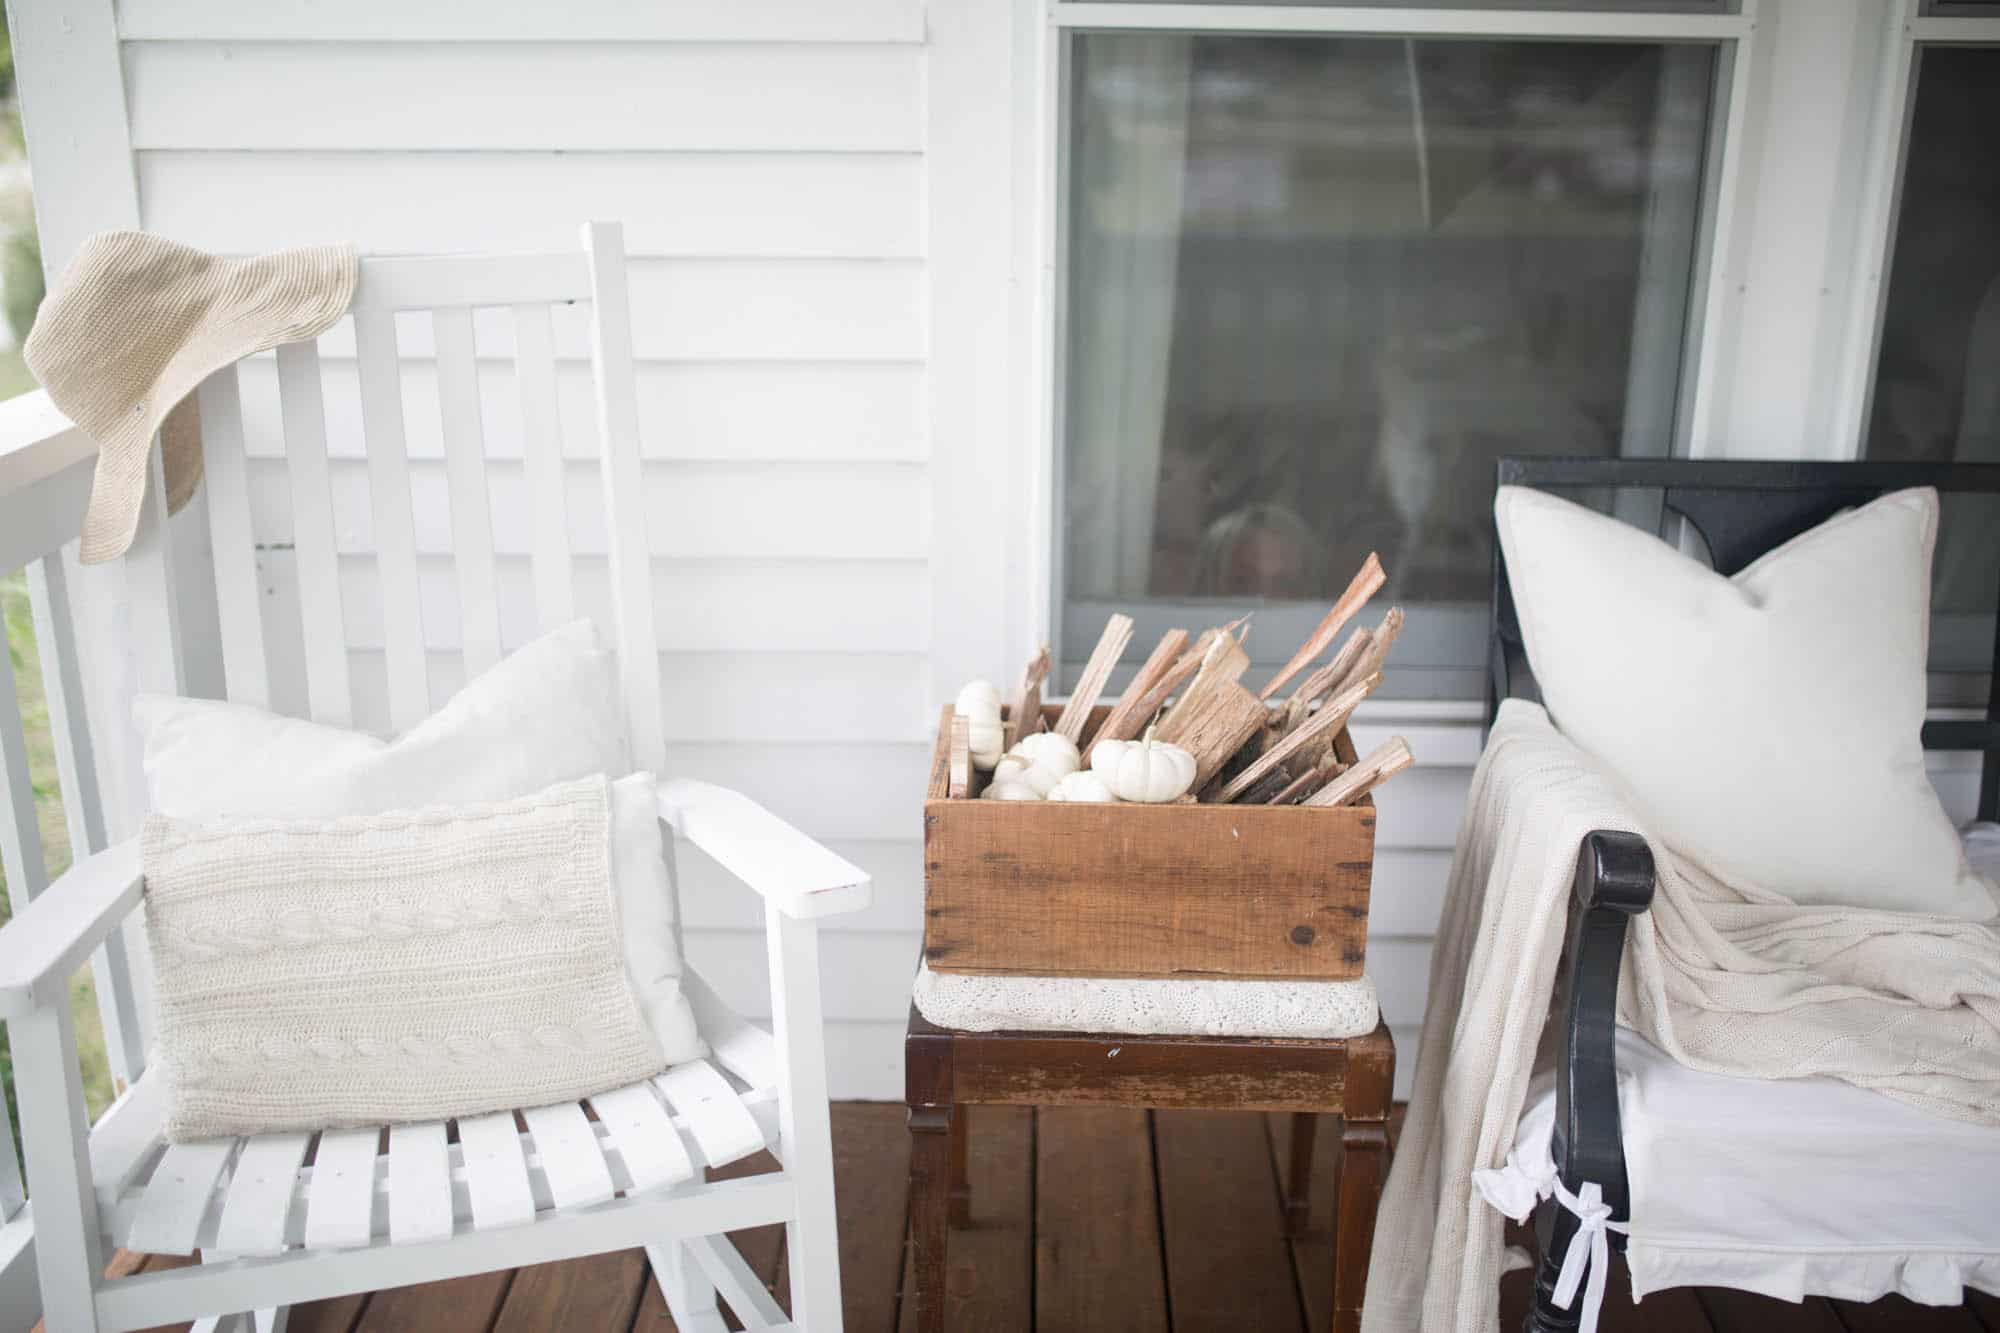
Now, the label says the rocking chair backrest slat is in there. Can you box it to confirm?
[275,339,352,728]
[512,301,576,631]
[163,222,661,769]
[197,364,270,710]
[433,306,504,677]
[352,304,431,733]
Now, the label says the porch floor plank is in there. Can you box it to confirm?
[78,1102,1993,1333]
[1034,1107,1168,1332]
[1155,1108,1304,1333]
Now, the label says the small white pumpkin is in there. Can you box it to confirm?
[981,778,1042,801]
[1046,769,1118,803]
[954,679,1005,770]
[1090,730,1197,803]
[994,730,1080,797]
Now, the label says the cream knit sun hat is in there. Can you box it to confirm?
[26,231,357,563]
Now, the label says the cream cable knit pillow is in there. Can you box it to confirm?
[144,775,666,1142]
[134,621,704,1066]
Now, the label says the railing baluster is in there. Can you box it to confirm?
[27,552,144,1088]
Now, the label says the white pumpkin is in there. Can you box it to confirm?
[1046,769,1118,803]
[994,730,1080,797]
[954,679,1005,770]
[1090,731,1197,803]
[981,778,1041,801]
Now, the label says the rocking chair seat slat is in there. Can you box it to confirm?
[387,1122,454,1245]
[519,1102,615,1211]
[302,1128,383,1251]
[456,1110,537,1232]
[586,1082,695,1193]
[128,1140,236,1257]
[213,1132,311,1258]
[655,1059,766,1170]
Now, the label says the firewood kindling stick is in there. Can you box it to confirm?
[1155,630,1265,789]
[1270,750,1346,805]
[948,713,972,799]
[1259,553,1386,700]
[1278,626,1373,735]
[1214,670,1380,803]
[1006,646,1052,748]
[1303,735,1414,808]
[1055,613,1135,744]
[1343,606,1404,692]
[1084,627,1189,762]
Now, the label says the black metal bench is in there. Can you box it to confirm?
[1487,457,2000,1332]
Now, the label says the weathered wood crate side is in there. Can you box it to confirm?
[922,705,1374,981]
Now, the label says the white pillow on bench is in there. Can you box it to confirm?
[1496,484,1994,919]
[134,620,704,1068]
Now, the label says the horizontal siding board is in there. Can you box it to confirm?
[663,743,930,842]
[138,151,923,259]
[118,0,925,43]
[295,262,924,363]
[232,356,926,463]
[243,457,929,559]
[125,42,924,151]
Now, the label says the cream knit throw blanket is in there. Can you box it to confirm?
[1364,701,2000,1333]
[143,774,666,1142]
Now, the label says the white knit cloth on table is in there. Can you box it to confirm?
[1364,700,2000,1333]
[143,774,666,1142]
[913,962,1379,1039]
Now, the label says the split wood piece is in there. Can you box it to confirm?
[1215,671,1380,804]
[1303,735,1414,808]
[1083,628,1190,762]
[1278,627,1372,736]
[1154,674,1268,794]
[1237,766,1297,805]
[1054,613,1135,745]
[948,713,972,800]
[1005,646,1052,748]
[1271,751,1346,806]
[1259,552,1386,700]
[1344,607,1404,692]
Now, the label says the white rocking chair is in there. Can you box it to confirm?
[0,222,868,1333]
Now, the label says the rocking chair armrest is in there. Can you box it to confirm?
[0,838,144,1019]
[657,779,872,920]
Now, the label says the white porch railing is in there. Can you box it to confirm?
[0,388,146,1331]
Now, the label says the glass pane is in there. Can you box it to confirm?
[1058,33,1716,695]
[1865,44,2000,700]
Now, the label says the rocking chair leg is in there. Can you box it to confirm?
[648,1240,725,1333]
[1522,1200,1585,1333]
[1284,1111,1318,1238]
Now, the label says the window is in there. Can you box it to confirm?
[1863,43,2000,700]
[1055,29,1721,696]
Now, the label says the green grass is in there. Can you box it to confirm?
[1,570,116,1168]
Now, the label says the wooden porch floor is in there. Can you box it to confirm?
[121,1103,2000,1333]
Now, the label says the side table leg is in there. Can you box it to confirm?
[1331,1118,1388,1333]
[949,1103,972,1229]
[1284,1111,1318,1237]
[907,1105,956,1333]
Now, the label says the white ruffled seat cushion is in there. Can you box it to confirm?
[912,961,1378,1038]
[1477,1027,2000,1310]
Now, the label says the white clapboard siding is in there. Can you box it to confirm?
[240,457,929,560]
[101,0,1478,1103]
[230,358,927,464]
[115,0,925,43]
[139,153,924,260]
[125,44,925,152]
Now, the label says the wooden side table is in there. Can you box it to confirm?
[904,1005,1395,1333]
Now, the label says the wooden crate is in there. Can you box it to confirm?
[922,704,1375,981]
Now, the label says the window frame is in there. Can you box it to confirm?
[1030,1,1763,695]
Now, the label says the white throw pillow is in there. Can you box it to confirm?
[134,621,704,1061]
[1495,484,1995,919]
[144,775,666,1141]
